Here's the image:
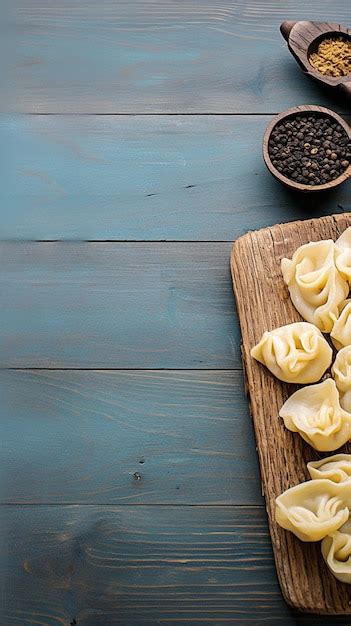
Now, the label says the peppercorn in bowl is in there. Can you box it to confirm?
[263,105,351,192]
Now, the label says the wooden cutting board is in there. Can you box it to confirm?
[231,213,351,615]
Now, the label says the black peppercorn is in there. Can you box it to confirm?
[268,113,350,186]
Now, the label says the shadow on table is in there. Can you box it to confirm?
[291,611,351,625]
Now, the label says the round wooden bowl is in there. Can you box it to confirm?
[263,105,351,192]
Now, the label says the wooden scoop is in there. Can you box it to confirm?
[280,21,351,99]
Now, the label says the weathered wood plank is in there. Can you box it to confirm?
[0,242,238,368]
[0,369,260,504]
[231,213,351,614]
[5,1,351,113]
[2,115,350,241]
[4,504,350,626]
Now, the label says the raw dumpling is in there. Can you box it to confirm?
[308,454,351,483]
[332,346,351,413]
[281,240,348,333]
[330,300,351,350]
[251,322,332,384]
[279,378,351,451]
[321,518,351,584]
[275,479,350,541]
[335,227,351,284]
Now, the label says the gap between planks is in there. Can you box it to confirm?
[0,503,264,508]
[14,112,303,116]
[0,240,238,244]
[0,367,244,371]
[11,112,351,117]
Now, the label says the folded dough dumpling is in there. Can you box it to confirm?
[332,346,351,413]
[281,240,348,333]
[308,454,351,483]
[275,479,350,541]
[330,300,351,350]
[279,378,351,451]
[335,227,351,284]
[332,346,351,393]
[251,322,332,384]
[322,518,351,584]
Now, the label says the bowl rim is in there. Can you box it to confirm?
[306,30,351,85]
[284,22,351,87]
[262,104,351,192]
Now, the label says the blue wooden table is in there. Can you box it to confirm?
[1,2,351,624]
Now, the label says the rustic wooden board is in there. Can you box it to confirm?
[231,212,351,614]
[2,115,349,241]
[0,369,260,505]
[4,1,351,113]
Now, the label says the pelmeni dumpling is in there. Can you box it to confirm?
[330,299,351,350]
[332,346,351,413]
[335,227,351,284]
[281,239,348,333]
[279,378,351,451]
[308,454,351,483]
[275,479,350,542]
[250,322,332,384]
[322,518,351,584]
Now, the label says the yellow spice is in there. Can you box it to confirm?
[309,37,351,77]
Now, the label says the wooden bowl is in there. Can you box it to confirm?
[280,21,351,98]
[263,104,351,192]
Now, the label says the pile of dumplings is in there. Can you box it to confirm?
[277,454,351,584]
[251,226,351,584]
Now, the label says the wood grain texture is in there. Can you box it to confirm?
[0,369,260,504]
[0,242,239,369]
[231,212,351,614]
[3,504,351,626]
[4,0,351,113]
[2,115,350,241]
